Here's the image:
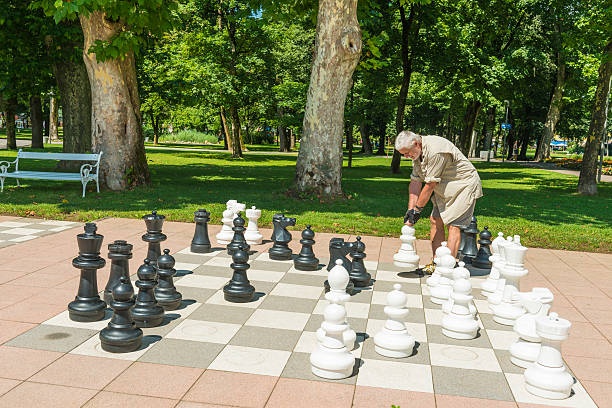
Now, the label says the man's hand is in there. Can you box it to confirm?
[404,209,421,225]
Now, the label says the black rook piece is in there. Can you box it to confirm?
[68,223,107,322]
[324,237,355,295]
[155,249,183,310]
[460,216,479,265]
[224,246,255,303]
[100,276,143,353]
[294,225,319,271]
[227,213,250,256]
[104,240,134,305]
[191,209,212,253]
[349,236,372,287]
[472,226,493,270]
[142,210,167,267]
[268,213,296,261]
[131,259,165,328]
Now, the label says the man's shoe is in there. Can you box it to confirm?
[422,260,436,275]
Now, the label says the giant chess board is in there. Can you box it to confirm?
[6,244,597,407]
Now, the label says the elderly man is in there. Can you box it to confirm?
[395,130,483,265]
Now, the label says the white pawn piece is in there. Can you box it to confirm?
[244,206,263,245]
[426,242,451,288]
[216,200,238,245]
[481,232,506,296]
[429,253,457,304]
[524,313,574,400]
[319,259,356,350]
[510,289,554,368]
[441,268,480,340]
[374,284,416,358]
[393,225,420,270]
[442,262,476,316]
[310,302,356,379]
[491,284,526,326]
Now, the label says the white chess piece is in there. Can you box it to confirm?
[524,312,574,399]
[393,225,420,270]
[429,253,456,304]
[426,242,451,288]
[441,271,480,339]
[373,284,415,358]
[481,232,506,296]
[442,262,476,316]
[491,284,525,325]
[244,206,263,245]
[216,200,237,245]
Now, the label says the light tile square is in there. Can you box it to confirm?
[286,266,329,277]
[47,226,74,232]
[208,345,291,376]
[293,331,318,353]
[203,256,233,267]
[174,274,228,289]
[364,260,378,270]
[245,309,310,331]
[486,329,519,350]
[70,334,155,361]
[505,372,598,407]
[173,262,201,273]
[176,246,218,256]
[424,308,443,325]
[40,220,78,226]
[473,299,492,314]
[372,269,405,282]
[366,319,427,344]
[166,319,241,344]
[3,227,45,235]
[0,221,30,228]
[270,283,323,300]
[371,291,423,308]
[312,299,370,319]
[42,310,112,330]
[205,290,264,309]
[247,269,286,283]
[252,252,293,263]
[9,235,38,242]
[428,343,502,372]
[356,358,433,392]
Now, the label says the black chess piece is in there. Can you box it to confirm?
[68,223,107,322]
[223,245,255,303]
[155,249,183,310]
[191,209,212,253]
[131,258,165,328]
[324,238,355,295]
[349,236,372,287]
[100,276,143,353]
[472,226,493,271]
[460,216,479,265]
[104,240,134,305]
[227,213,250,256]
[268,213,296,261]
[142,210,166,267]
[456,225,467,259]
[294,225,319,271]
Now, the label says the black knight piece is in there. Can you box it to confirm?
[104,240,134,305]
[460,216,479,265]
[131,258,165,328]
[68,223,107,322]
[191,209,212,253]
[142,210,167,267]
[227,213,250,256]
[268,213,296,260]
[223,245,255,303]
[100,276,143,353]
[155,249,183,310]
[349,236,372,287]
[294,225,319,271]
[324,237,355,295]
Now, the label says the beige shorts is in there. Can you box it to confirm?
[431,200,476,227]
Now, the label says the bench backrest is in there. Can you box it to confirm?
[17,150,102,162]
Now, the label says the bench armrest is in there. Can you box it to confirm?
[80,163,96,179]
[0,159,17,174]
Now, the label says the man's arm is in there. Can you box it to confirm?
[408,180,422,210]
[414,181,438,211]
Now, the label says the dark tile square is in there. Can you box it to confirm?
[189,303,254,324]
[426,323,492,348]
[229,326,301,351]
[479,313,514,331]
[360,337,430,365]
[431,365,514,401]
[5,324,98,353]
[259,296,318,314]
[282,351,358,384]
[280,273,325,287]
[138,338,224,368]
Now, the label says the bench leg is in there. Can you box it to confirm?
[0,177,4,192]
[82,181,87,198]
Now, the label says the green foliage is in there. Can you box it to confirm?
[159,129,218,144]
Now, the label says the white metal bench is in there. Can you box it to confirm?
[0,149,103,197]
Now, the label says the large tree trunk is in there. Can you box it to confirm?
[220,107,231,150]
[578,39,612,196]
[229,105,242,158]
[30,95,44,149]
[294,0,362,197]
[79,11,149,190]
[49,96,59,141]
[359,121,373,154]
[391,3,420,174]
[278,125,290,152]
[54,58,92,153]
[5,97,17,150]
[535,58,565,162]
[458,100,482,156]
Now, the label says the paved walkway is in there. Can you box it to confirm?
[0,215,610,407]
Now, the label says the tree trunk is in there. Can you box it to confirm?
[229,105,242,158]
[220,107,231,150]
[376,119,386,155]
[54,58,92,153]
[359,121,373,154]
[5,97,17,150]
[294,0,362,198]
[49,96,59,141]
[392,2,420,174]
[458,100,482,156]
[578,39,612,195]
[278,125,290,152]
[30,95,44,149]
[535,58,565,162]
[79,11,149,190]
[346,121,353,168]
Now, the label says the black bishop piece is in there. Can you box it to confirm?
[100,276,143,353]
[223,245,255,303]
[131,258,165,328]
[142,210,166,267]
[155,249,183,310]
[227,213,250,256]
[293,225,319,271]
[191,209,212,253]
[349,236,371,287]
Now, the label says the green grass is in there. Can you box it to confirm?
[0,145,610,253]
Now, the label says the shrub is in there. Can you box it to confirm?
[160,130,219,145]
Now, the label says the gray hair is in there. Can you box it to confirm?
[395,130,422,151]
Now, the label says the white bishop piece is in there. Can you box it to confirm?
[481,232,507,297]
[244,206,263,245]
[393,225,420,271]
[441,262,480,339]
[373,284,415,358]
[524,312,574,400]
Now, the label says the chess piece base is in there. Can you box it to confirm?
[190,243,212,253]
[68,298,107,322]
[100,327,143,353]
[524,364,574,400]
[465,263,491,277]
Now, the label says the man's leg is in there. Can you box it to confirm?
[446,225,461,258]
[430,215,446,256]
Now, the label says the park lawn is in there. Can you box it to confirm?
[0,145,610,253]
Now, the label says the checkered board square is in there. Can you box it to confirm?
[0,219,79,247]
[6,246,596,407]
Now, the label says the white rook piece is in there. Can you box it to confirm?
[374,284,415,358]
[393,225,420,270]
[244,206,263,245]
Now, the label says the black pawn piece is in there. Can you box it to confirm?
[100,276,143,353]
[324,238,355,295]
[104,240,134,305]
[142,210,167,267]
[131,259,165,328]
[472,226,493,270]
[460,216,480,264]
[155,249,183,310]
[294,225,319,271]
[268,213,296,260]
[224,246,255,303]
[349,236,372,287]
[68,223,107,322]
[191,209,212,253]
[227,213,250,256]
